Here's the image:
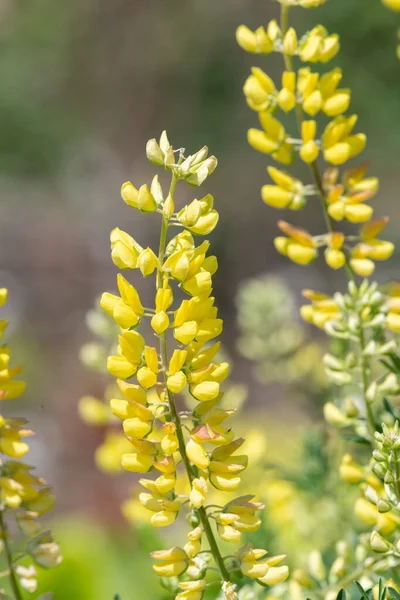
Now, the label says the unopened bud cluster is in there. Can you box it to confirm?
[371,423,400,514]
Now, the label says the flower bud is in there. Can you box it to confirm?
[308,550,325,581]
[163,194,175,219]
[283,28,298,55]
[32,540,62,568]
[236,25,257,53]
[146,138,164,165]
[370,531,392,553]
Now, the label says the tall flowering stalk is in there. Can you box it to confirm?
[237,0,400,596]
[0,289,61,599]
[100,133,288,599]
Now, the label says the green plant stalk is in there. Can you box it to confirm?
[156,174,231,583]
[0,511,23,600]
[358,320,376,439]
[321,555,397,598]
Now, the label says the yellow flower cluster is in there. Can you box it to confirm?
[101,133,288,597]
[0,289,61,595]
[237,8,394,279]
[237,21,337,62]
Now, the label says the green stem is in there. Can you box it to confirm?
[321,555,396,597]
[0,511,23,600]
[155,174,231,583]
[358,321,376,440]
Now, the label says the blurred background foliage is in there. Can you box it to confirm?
[1,0,400,597]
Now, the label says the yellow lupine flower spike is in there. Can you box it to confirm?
[0,292,61,589]
[101,133,281,594]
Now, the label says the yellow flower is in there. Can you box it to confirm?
[100,274,144,329]
[237,546,270,579]
[0,289,8,308]
[184,526,202,558]
[110,228,141,269]
[300,120,320,163]
[217,513,241,543]
[300,289,340,329]
[177,194,219,235]
[350,218,394,277]
[31,536,62,569]
[186,438,210,470]
[151,547,189,578]
[354,497,400,535]
[277,71,296,113]
[299,68,350,117]
[243,68,276,112]
[386,285,400,332]
[160,423,179,455]
[283,28,298,56]
[137,248,159,277]
[323,402,349,427]
[236,25,273,54]
[190,477,208,508]
[122,438,157,473]
[339,454,364,484]
[209,439,248,491]
[95,432,132,474]
[274,221,317,265]
[324,232,346,270]
[176,579,206,600]
[78,395,109,426]
[248,113,293,164]
[299,26,340,63]
[323,115,366,165]
[259,565,289,586]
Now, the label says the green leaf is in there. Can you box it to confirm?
[378,578,384,600]
[379,359,400,375]
[388,589,400,600]
[383,396,399,419]
[388,352,400,371]
[336,590,347,600]
[342,433,371,445]
[354,580,372,600]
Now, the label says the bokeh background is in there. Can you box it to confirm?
[1,0,400,598]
